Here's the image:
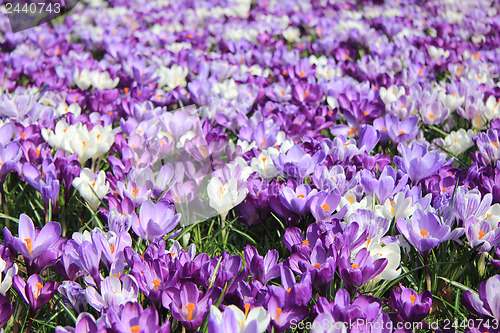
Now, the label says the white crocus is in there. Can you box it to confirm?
[374,192,415,220]
[282,26,301,42]
[482,203,500,230]
[211,79,239,100]
[90,125,116,159]
[428,45,450,61]
[73,68,93,90]
[250,148,279,180]
[56,102,81,117]
[41,120,74,153]
[209,304,270,333]
[70,124,98,165]
[89,70,120,90]
[442,129,474,156]
[368,239,401,283]
[0,257,17,295]
[156,65,189,91]
[484,95,500,121]
[207,177,248,220]
[340,192,373,220]
[438,91,465,111]
[379,85,405,105]
[72,168,110,211]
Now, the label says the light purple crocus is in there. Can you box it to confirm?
[394,143,450,184]
[132,200,181,241]
[279,184,318,217]
[169,282,222,330]
[13,274,58,316]
[453,187,492,226]
[109,301,162,333]
[396,209,463,256]
[271,145,325,181]
[3,213,61,265]
[55,312,100,333]
[465,217,500,252]
[85,275,139,311]
[309,189,345,222]
[390,285,432,322]
[338,247,387,293]
[463,275,500,320]
[373,114,419,144]
[360,165,408,204]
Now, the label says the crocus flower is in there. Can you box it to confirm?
[475,129,500,165]
[109,301,161,333]
[465,217,500,252]
[85,275,139,311]
[208,304,270,333]
[58,281,87,314]
[13,274,58,316]
[0,256,17,295]
[373,114,418,144]
[279,184,318,217]
[0,293,12,329]
[309,189,345,222]
[72,168,110,211]
[267,295,309,332]
[244,245,281,285]
[271,145,325,181]
[169,282,222,330]
[463,275,500,320]
[131,200,180,241]
[55,312,100,333]
[396,209,463,256]
[338,247,387,293]
[207,177,248,220]
[453,187,492,226]
[394,143,450,184]
[360,165,408,204]
[390,285,432,322]
[0,141,21,183]
[3,213,61,265]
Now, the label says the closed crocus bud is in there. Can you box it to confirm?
[0,293,12,329]
[72,168,109,211]
[390,285,432,322]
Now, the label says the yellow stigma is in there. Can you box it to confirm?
[185,303,195,321]
[420,229,429,239]
[409,294,417,306]
[24,239,32,255]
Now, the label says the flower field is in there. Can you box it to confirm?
[0,0,500,331]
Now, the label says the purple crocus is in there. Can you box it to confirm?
[108,301,162,333]
[13,274,58,316]
[360,165,408,204]
[266,295,309,332]
[463,275,500,320]
[132,200,181,241]
[168,282,222,330]
[3,213,61,265]
[85,275,139,311]
[244,245,281,285]
[338,247,387,293]
[396,209,463,256]
[271,145,325,181]
[279,184,318,217]
[390,285,433,322]
[55,312,100,333]
[58,281,87,314]
[0,293,12,329]
[0,141,21,183]
[373,114,419,144]
[309,189,345,222]
[475,129,500,165]
[465,217,500,252]
[394,143,450,184]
